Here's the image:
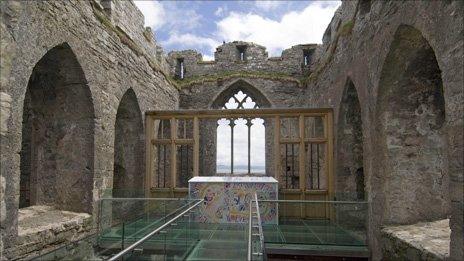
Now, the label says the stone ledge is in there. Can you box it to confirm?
[5,205,92,260]
[381,219,450,260]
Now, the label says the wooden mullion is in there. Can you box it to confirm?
[280,138,300,144]
[326,112,334,220]
[299,115,305,191]
[174,139,194,145]
[145,116,155,197]
[152,139,171,145]
[193,117,199,177]
[299,115,306,218]
[274,116,281,181]
[304,138,328,143]
[147,108,333,119]
[170,117,177,188]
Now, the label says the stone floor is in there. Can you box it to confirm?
[381,219,450,260]
[8,205,92,259]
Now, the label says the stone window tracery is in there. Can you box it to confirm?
[216,90,265,175]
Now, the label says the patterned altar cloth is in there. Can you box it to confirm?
[189,176,278,224]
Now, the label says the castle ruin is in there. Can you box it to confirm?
[0,0,462,260]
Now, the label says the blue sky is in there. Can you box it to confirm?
[134,0,341,60]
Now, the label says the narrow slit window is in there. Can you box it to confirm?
[237,45,247,61]
[303,49,314,66]
[176,58,184,79]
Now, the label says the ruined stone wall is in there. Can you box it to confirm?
[0,0,179,258]
[300,1,463,260]
[178,77,305,182]
[168,41,317,79]
[104,0,169,72]
[0,0,462,260]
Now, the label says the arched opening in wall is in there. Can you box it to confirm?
[211,80,271,176]
[336,79,364,201]
[113,88,144,198]
[217,90,265,175]
[335,79,366,237]
[19,43,95,214]
[376,24,449,225]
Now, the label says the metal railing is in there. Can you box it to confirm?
[98,197,196,230]
[248,202,253,261]
[247,193,266,261]
[108,199,204,261]
[258,199,369,204]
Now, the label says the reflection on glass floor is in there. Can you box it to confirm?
[263,219,365,246]
[99,223,248,260]
[34,198,369,260]
[95,220,366,260]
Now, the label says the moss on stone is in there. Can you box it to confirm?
[176,71,301,88]
[143,28,152,43]
[340,21,355,36]
[197,61,216,65]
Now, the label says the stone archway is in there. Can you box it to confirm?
[210,79,272,109]
[375,24,449,225]
[337,79,364,201]
[113,88,144,198]
[198,79,272,177]
[19,43,95,214]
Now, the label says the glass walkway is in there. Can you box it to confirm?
[34,196,368,260]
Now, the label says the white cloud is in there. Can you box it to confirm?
[135,1,341,61]
[134,1,202,31]
[217,1,341,56]
[214,7,225,17]
[162,33,220,54]
[133,0,166,30]
[254,0,285,11]
[202,54,215,61]
[165,7,203,31]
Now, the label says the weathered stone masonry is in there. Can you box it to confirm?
[0,0,462,260]
[298,1,463,260]
[1,0,178,258]
[169,1,463,260]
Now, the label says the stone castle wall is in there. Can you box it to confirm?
[0,0,178,258]
[168,41,317,78]
[297,1,463,260]
[179,77,305,180]
[170,1,463,260]
[0,0,462,260]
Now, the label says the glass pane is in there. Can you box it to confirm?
[216,118,231,174]
[250,118,265,174]
[304,116,325,138]
[306,143,327,190]
[154,144,171,188]
[260,201,368,248]
[177,118,193,139]
[156,119,171,139]
[280,144,300,189]
[233,118,248,174]
[177,144,193,188]
[280,117,299,139]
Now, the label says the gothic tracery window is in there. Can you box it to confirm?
[216,90,265,175]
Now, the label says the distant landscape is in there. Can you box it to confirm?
[217,164,265,174]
